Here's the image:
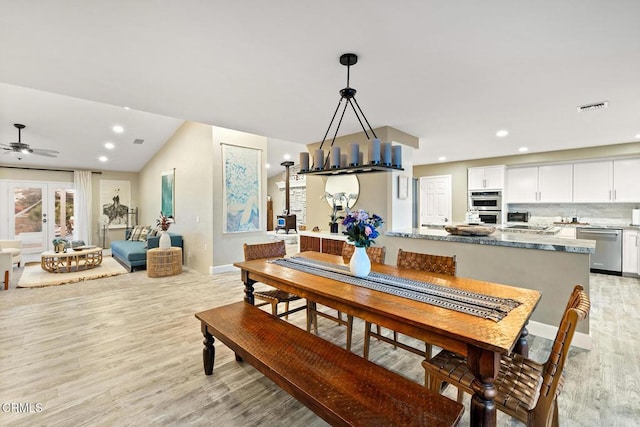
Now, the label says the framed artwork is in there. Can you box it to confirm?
[100,180,131,228]
[398,175,409,200]
[161,169,175,219]
[222,144,262,233]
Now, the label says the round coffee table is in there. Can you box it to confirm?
[41,246,103,273]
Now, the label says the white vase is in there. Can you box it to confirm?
[159,230,171,250]
[349,246,371,277]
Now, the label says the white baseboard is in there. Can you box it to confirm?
[528,320,592,350]
[210,264,239,275]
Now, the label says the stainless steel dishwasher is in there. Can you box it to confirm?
[576,227,623,275]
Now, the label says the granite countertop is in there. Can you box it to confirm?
[552,222,640,230]
[385,226,595,254]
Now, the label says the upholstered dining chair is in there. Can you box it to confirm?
[243,241,303,319]
[306,244,386,352]
[423,284,590,427]
[363,249,457,360]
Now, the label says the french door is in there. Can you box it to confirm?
[7,181,75,254]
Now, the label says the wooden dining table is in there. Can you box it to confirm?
[234,251,541,427]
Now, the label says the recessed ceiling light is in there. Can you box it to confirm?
[112,125,124,133]
[438,156,447,162]
[518,147,528,152]
[283,154,291,160]
[123,106,130,110]
[635,133,640,139]
[99,156,108,162]
[496,129,509,137]
[104,142,115,149]
[265,163,271,169]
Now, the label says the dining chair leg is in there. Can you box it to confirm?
[425,343,432,359]
[306,301,319,334]
[271,302,278,316]
[551,399,560,427]
[363,321,372,360]
[3,271,8,291]
[306,301,313,332]
[284,302,290,320]
[346,315,353,351]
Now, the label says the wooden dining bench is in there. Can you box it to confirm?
[195,301,464,427]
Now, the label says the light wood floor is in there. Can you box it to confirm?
[1,259,638,426]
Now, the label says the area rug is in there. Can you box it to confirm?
[17,256,128,288]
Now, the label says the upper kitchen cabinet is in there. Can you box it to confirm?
[505,164,573,203]
[613,158,640,202]
[574,158,640,202]
[468,165,505,190]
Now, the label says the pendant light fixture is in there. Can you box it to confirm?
[298,53,403,176]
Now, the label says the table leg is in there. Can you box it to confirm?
[513,323,529,358]
[201,323,215,375]
[240,269,256,305]
[467,346,499,427]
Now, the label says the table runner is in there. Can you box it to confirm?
[270,257,520,321]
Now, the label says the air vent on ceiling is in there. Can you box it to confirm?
[577,101,608,112]
[133,138,144,144]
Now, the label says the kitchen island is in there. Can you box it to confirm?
[380,227,595,348]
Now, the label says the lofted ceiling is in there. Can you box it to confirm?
[1,1,639,177]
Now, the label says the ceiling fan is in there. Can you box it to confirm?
[1,123,59,160]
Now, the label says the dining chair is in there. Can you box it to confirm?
[363,249,456,360]
[243,241,303,319]
[306,244,386,352]
[422,284,589,427]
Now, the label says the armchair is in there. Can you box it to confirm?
[0,240,22,268]
[0,251,11,290]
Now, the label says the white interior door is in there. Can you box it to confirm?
[7,181,74,254]
[420,175,452,225]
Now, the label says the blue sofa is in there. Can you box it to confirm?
[111,233,183,272]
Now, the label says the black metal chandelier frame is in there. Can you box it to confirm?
[298,53,403,176]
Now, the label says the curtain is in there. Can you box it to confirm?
[74,170,92,244]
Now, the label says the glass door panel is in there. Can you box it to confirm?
[12,184,46,253]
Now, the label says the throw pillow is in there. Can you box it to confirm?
[129,225,143,241]
[138,226,151,242]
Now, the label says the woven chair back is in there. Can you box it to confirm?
[243,240,286,261]
[540,284,590,402]
[342,245,386,264]
[396,249,456,276]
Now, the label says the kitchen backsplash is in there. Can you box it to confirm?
[506,203,640,225]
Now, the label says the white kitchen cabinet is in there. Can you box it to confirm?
[573,161,612,202]
[505,166,538,202]
[506,164,573,203]
[623,229,639,275]
[556,227,576,239]
[613,158,640,202]
[573,158,640,202]
[468,165,505,190]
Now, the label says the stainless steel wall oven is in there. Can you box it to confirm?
[469,191,502,211]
